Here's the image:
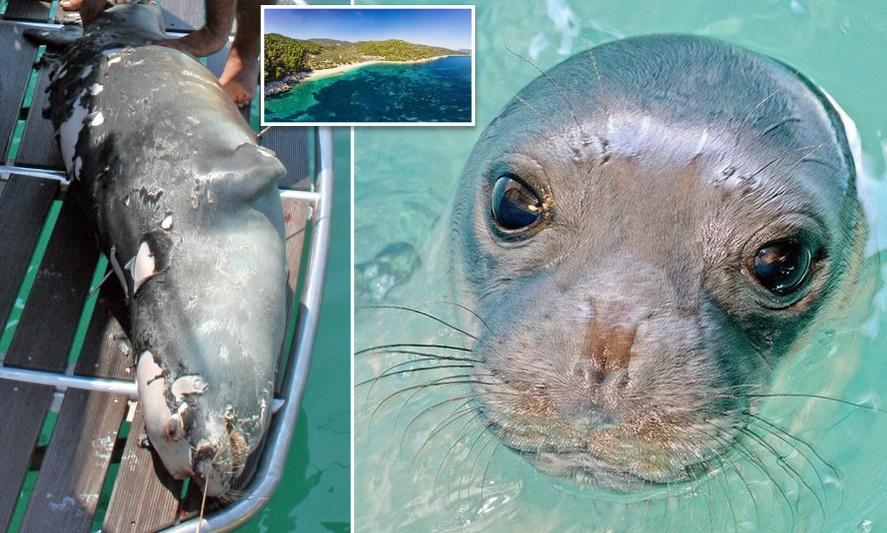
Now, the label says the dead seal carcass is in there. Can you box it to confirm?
[29,1,287,497]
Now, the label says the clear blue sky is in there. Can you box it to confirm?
[264,8,472,51]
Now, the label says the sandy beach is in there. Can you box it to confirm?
[301,54,458,82]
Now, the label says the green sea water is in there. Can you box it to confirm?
[239,126,351,533]
[264,56,472,123]
[354,0,887,531]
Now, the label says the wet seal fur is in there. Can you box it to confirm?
[451,34,873,491]
[28,2,287,497]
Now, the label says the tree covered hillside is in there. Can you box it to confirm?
[263,34,322,81]
[264,34,470,80]
[353,39,464,62]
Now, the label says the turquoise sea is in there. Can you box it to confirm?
[264,56,472,123]
[354,0,887,531]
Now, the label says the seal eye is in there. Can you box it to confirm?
[752,239,812,295]
[491,175,543,231]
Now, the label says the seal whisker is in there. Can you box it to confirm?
[711,454,741,533]
[501,36,588,144]
[359,305,479,340]
[741,392,887,414]
[359,351,480,405]
[436,300,493,332]
[360,357,476,404]
[744,417,832,515]
[462,426,500,501]
[355,342,474,355]
[358,363,476,389]
[733,428,799,528]
[745,412,841,484]
[357,348,481,363]
[714,420,795,531]
[399,394,479,449]
[736,89,779,136]
[391,373,500,429]
[697,421,764,526]
[479,439,504,504]
[370,375,498,423]
[741,426,827,521]
[410,399,478,470]
[779,143,827,176]
[760,117,801,137]
[435,420,495,497]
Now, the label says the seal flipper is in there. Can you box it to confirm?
[23,24,84,49]
[112,230,174,300]
[210,143,287,204]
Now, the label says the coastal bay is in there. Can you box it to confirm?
[264,55,472,123]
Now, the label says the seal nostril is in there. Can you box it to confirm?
[164,414,184,440]
[583,305,639,374]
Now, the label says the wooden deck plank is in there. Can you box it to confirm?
[0,197,100,531]
[16,66,64,170]
[103,407,183,533]
[161,0,201,33]
[4,196,101,371]
[260,128,311,189]
[2,0,51,22]
[276,198,309,395]
[0,175,59,329]
[282,199,310,300]
[0,380,54,531]
[0,24,39,159]
[19,281,132,533]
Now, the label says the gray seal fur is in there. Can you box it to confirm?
[454,34,868,490]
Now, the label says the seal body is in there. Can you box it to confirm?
[38,3,287,496]
[452,34,867,490]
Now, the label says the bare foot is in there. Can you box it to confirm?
[219,44,257,106]
[61,0,107,25]
[151,27,228,58]
[59,0,82,11]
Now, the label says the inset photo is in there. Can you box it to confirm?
[261,5,475,126]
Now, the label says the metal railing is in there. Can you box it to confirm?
[0,126,335,532]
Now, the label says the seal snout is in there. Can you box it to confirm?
[576,301,639,390]
[582,315,638,376]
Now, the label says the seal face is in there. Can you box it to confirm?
[454,34,866,490]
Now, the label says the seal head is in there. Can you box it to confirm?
[455,35,866,490]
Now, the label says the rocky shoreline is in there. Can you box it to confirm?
[264,73,310,97]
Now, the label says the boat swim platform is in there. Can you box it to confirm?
[0,1,333,531]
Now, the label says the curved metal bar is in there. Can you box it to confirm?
[0,366,138,397]
[165,126,335,532]
[0,165,320,201]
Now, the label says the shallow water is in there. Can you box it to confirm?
[264,56,472,123]
[354,0,887,531]
[240,128,351,532]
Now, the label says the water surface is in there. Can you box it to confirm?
[264,55,472,123]
[354,0,887,531]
